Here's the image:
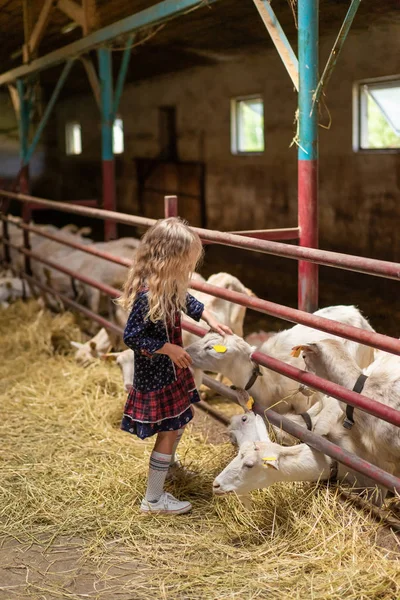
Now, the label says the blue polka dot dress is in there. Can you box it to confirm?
[121,291,204,439]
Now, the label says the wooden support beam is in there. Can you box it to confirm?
[81,55,101,108]
[252,0,299,90]
[28,0,56,57]
[57,0,85,28]
[22,0,34,63]
[82,0,100,35]
[7,84,20,118]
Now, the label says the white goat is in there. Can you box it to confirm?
[213,413,387,502]
[186,305,375,415]
[300,339,400,470]
[102,349,134,392]
[71,327,113,366]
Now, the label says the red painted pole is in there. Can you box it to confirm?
[298,161,318,311]
[164,195,178,218]
[102,159,117,240]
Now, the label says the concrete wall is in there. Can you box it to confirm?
[53,21,399,260]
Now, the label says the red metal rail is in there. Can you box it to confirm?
[9,237,400,429]
[3,216,400,357]
[184,321,400,428]
[1,189,400,280]
[2,191,400,495]
[5,241,121,299]
[203,376,400,495]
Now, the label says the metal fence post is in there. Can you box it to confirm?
[297,0,319,312]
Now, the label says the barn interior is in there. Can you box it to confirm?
[1,0,400,333]
[0,1,400,598]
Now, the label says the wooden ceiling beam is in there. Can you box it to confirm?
[57,0,85,29]
[26,0,57,59]
[82,0,100,35]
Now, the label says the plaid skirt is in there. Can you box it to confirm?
[121,366,201,440]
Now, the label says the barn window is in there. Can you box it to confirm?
[113,117,124,154]
[231,96,264,154]
[354,78,400,151]
[65,122,82,155]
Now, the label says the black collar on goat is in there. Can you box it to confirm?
[343,373,369,430]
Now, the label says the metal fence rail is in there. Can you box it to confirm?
[18,271,400,496]
[1,190,400,495]
[1,189,400,280]
[2,215,400,357]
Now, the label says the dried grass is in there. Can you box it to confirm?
[0,300,399,599]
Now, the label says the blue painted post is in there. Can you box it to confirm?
[25,59,75,165]
[112,33,134,118]
[16,78,32,273]
[298,0,319,313]
[98,47,117,240]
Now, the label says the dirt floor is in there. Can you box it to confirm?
[1,300,400,600]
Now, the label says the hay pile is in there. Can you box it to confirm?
[0,301,399,599]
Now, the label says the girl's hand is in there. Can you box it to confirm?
[157,343,193,369]
[202,310,233,336]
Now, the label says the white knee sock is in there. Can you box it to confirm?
[144,451,171,502]
[170,429,184,466]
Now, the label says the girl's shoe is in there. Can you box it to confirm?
[140,492,192,515]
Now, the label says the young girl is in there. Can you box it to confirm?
[118,217,232,515]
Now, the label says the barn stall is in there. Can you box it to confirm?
[0,0,400,598]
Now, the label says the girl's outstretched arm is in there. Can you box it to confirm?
[201,309,233,336]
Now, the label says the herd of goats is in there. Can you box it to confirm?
[1,216,400,506]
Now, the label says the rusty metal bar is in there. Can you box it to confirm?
[3,219,131,267]
[6,241,120,299]
[21,272,124,337]
[230,227,300,241]
[0,190,154,228]
[188,322,400,428]
[3,215,399,358]
[202,375,400,494]
[188,280,400,357]
[251,349,400,428]
[2,190,399,281]
[12,260,400,493]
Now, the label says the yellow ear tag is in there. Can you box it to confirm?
[262,456,277,463]
[213,345,227,353]
[245,396,254,410]
[291,345,305,358]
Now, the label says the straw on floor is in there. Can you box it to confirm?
[0,300,399,600]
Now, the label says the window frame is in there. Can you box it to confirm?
[231,94,265,156]
[65,121,82,156]
[353,75,400,154]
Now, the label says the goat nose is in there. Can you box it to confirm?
[213,481,221,489]
[125,384,133,393]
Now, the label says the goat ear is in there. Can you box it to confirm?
[70,341,84,349]
[245,287,256,298]
[291,344,317,358]
[254,415,271,442]
[261,456,279,470]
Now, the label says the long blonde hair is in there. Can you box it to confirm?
[117,217,203,322]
